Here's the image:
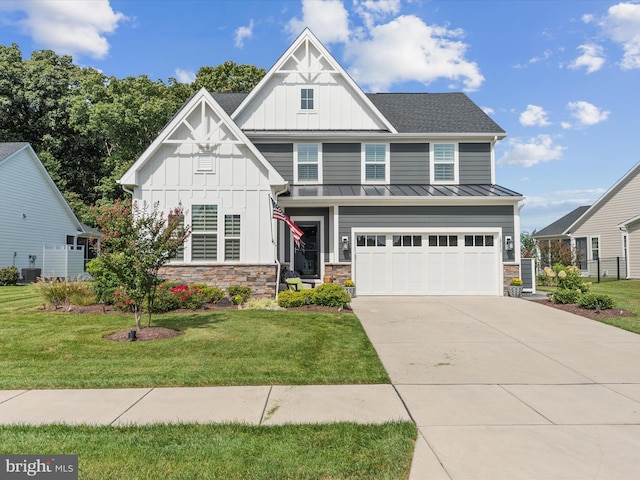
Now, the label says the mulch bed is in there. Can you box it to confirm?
[531,298,633,321]
[103,327,184,342]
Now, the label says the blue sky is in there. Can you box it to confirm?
[1,0,639,233]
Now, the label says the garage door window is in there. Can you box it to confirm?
[357,235,386,247]
[428,235,458,247]
[393,235,422,247]
[465,235,494,247]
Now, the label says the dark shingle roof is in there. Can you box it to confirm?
[282,184,521,199]
[211,92,505,134]
[534,206,591,237]
[0,142,28,162]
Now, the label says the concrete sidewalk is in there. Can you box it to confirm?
[352,296,640,480]
[0,384,410,426]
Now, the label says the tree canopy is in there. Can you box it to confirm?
[0,44,265,224]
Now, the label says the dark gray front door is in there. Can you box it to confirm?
[294,222,320,279]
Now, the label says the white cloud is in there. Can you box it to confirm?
[524,188,606,209]
[519,105,551,127]
[0,0,126,59]
[235,20,254,48]
[566,100,610,126]
[569,43,605,73]
[598,2,640,69]
[481,106,495,115]
[497,135,566,167]
[354,0,400,29]
[286,0,350,44]
[174,68,195,84]
[344,15,484,92]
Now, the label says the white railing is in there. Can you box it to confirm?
[42,244,85,279]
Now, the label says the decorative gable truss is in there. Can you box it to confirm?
[233,28,396,133]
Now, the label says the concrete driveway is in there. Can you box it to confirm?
[351,296,640,480]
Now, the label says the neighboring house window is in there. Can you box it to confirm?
[191,205,217,261]
[363,144,388,183]
[431,143,458,183]
[591,236,600,260]
[301,88,314,110]
[224,214,241,261]
[295,144,321,183]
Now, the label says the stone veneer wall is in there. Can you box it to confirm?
[503,264,520,295]
[160,264,278,298]
[323,263,352,285]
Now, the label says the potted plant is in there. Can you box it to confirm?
[508,278,523,298]
[343,279,356,297]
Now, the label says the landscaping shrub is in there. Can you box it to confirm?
[86,257,122,303]
[227,286,252,304]
[578,293,615,310]
[243,298,280,310]
[0,266,19,286]
[150,283,181,313]
[553,264,590,293]
[170,284,206,309]
[192,284,224,304]
[311,283,351,307]
[277,290,309,308]
[551,288,582,305]
[36,279,96,307]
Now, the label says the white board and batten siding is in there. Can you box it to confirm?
[135,143,275,264]
[0,146,83,274]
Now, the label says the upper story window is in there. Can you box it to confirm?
[431,143,458,184]
[301,88,314,110]
[363,143,388,183]
[295,143,321,183]
[191,204,218,261]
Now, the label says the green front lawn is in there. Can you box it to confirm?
[0,422,417,480]
[0,286,389,389]
[539,278,640,333]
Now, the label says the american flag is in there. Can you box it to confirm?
[271,197,305,247]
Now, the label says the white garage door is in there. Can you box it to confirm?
[354,232,501,295]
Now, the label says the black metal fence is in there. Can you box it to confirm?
[587,257,628,282]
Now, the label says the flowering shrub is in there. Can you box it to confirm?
[113,288,136,312]
[552,264,590,293]
[170,284,206,310]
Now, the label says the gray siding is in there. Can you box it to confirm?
[390,143,429,184]
[339,205,515,262]
[459,143,491,184]
[255,143,293,183]
[521,258,536,291]
[322,143,361,184]
[281,207,330,262]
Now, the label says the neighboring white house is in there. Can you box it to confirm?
[0,143,88,280]
[535,161,640,279]
[120,29,523,297]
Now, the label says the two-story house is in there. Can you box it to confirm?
[119,29,523,296]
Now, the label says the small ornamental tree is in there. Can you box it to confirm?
[94,199,190,329]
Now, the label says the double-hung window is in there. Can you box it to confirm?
[295,144,320,183]
[224,214,241,261]
[591,236,600,260]
[191,205,217,261]
[301,88,314,110]
[431,143,458,183]
[363,144,388,183]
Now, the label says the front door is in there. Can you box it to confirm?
[293,221,320,279]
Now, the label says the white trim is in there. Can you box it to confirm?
[223,212,243,262]
[429,142,459,184]
[293,142,322,184]
[589,235,600,261]
[622,232,630,279]
[361,143,390,184]
[299,87,316,112]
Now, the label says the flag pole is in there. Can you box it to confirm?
[271,194,281,300]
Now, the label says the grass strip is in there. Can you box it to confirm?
[0,422,416,480]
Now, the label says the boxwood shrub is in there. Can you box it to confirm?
[277,290,310,308]
[551,288,581,305]
[0,266,19,286]
[311,283,351,307]
[577,293,614,310]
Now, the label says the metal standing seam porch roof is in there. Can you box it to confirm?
[281,184,521,199]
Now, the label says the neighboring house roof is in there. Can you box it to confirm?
[567,161,640,233]
[618,214,640,229]
[534,206,590,238]
[212,92,505,135]
[0,142,29,163]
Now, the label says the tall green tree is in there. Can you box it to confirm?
[192,61,265,92]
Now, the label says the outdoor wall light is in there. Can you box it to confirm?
[22,213,26,219]
[504,236,514,251]
[341,236,350,251]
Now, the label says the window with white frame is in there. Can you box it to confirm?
[591,236,600,260]
[301,88,314,110]
[431,143,458,183]
[295,143,320,183]
[191,205,217,261]
[224,214,241,261]
[363,144,387,182]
